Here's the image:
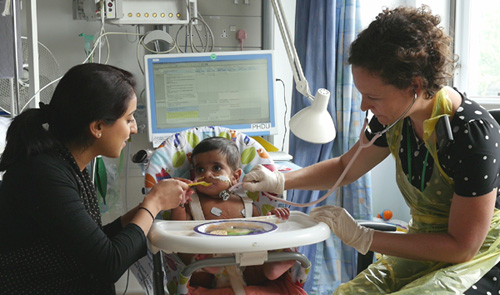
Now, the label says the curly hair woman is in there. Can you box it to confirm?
[242,5,500,294]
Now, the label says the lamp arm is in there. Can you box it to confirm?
[270,0,314,102]
[270,0,336,144]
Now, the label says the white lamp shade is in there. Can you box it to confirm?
[289,88,336,144]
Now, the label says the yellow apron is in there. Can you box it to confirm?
[334,89,500,294]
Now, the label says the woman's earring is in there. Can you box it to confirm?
[98,133,102,138]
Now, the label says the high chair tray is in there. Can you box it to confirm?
[148,211,331,254]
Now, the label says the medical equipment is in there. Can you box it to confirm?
[143,51,278,147]
[73,0,197,25]
[364,92,419,138]
[435,115,454,149]
[0,37,61,116]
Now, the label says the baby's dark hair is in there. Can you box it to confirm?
[191,137,240,171]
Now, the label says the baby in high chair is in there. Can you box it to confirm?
[171,137,306,295]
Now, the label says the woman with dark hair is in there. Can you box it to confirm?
[0,63,190,294]
[242,5,500,294]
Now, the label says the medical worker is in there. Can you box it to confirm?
[243,5,500,294]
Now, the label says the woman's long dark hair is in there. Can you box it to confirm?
[0,63,136,171]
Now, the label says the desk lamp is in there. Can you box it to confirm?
[270,0,336,144]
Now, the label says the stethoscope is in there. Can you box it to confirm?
[363,92,419,142]
[230,92,419,208]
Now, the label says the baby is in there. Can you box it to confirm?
[171,136,289,221]
[171,137,302,294]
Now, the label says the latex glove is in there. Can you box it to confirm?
[241,164,285,194]
[310,205,374,255]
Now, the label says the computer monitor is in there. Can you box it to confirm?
[144,50,277,147]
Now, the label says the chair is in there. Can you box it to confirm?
[142,126,313,295]
[489,109,500,125]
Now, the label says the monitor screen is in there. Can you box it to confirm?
[144,50,277,147]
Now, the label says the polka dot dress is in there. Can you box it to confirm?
[366,94,500,294]
[465,266,500,295]
[367,97,500,200]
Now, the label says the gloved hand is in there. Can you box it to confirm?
[310,205,374,255]
[241,164,285,194]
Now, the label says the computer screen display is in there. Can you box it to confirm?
[144,50,277,147]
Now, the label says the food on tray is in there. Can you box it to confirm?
[194,220,278,237]
[206,223,264,236]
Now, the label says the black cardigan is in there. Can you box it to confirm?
[0,151,146,294]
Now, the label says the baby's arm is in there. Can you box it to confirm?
[170,205,190,220]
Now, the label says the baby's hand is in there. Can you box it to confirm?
[268,207,290,220]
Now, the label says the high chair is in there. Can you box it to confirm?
[141,126,330,295]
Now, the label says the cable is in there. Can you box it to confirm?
[136,33,181,74]
[191,15,214,52]
[83,31,143,64]
[23,27,181,113]
[20,77,62,113]
[173,1,214,53]
[140,35,180,54]
[121,269,130,295]
[98,1,105,63]
[186,0,210,52]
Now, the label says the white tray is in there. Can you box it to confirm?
[148,211,331,254]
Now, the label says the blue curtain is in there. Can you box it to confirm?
[288,0,370,293]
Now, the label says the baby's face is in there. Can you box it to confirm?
[192,150,239,195]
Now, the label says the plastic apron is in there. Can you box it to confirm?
[334,88,500,294]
